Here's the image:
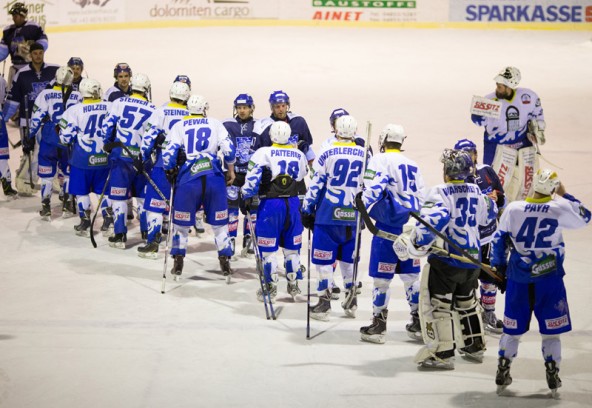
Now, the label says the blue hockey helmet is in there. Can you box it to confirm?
[234,93,254,108]
[113,62,132,78]
[441,149,474,180]
[454,138,477,152]
[67,57,84,68]
[174,75,191,90]
[269,90,290,105]
[329,108,349,128]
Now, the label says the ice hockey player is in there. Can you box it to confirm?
[103,63,132,102]
[67,57,84,91]
[490,169,590,396]
[223,93,258,258]
[394,149,498,369]
[241,121,308,301]
[59,78,111,236]
[162,94,236,281]
[25,66,82,220]
[101,73,157,248]
[356,124,426,344]
[302,115,365,319]
[320,108,368,151]
[454,138,505,333]
[0,111,17,198]
[137,80,190,259]
[472,66,545,202]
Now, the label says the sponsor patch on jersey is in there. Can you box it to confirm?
[121,145,140,158]
[364,169,376,179]
[313,249,332,260]
[38,165,53,175]
[150,198,166,209]
[110,186,127,196]
[521,94,531,104]
[0,147,9,155]
[377,262,395,273]
[215,209,228,220]
[545,315,569,330]
[412,258,421,267]
[481,295,496,306]
[174,211,191,221]
[503,316,517,329]
[332,207,356,222]
[228,222,238,233]
[257,237,276,247]
[293,234,302,245]
[190,158,213,175]
[88,154,108,166]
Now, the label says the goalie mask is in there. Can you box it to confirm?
[494,66,521,89]
[334,115,357,140]
[533,169,560,196]
[187,95,209,115]
[79,79,102,99]
[169,81,191,103]
[441,149,474,180]
[379,124,406,147]
[269,121,292,145]
[55,66,74,87]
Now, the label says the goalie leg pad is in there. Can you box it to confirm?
[456,293,486,361]
[491,145,518,196]
[515,146,538,201]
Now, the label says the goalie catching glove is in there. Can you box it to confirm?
[393,230,431,261]
[527,119,546,145]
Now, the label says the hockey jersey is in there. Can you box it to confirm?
[60,99,111,170]
[253,113,315,162]
[491,193,590,284]
[466,163,505,244]
[0,20,48,66]
[223,116,257,175]
[141,102,189,167]
[29,86,82,146]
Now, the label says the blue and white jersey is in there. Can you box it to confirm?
[101,94,157,162]
[361,149,426,229]
[29,86,82,145]
[141,102,189,167]
[467,163,505,244]
[0,20,48,66]
[223,116,257,175]
[253,113,315,162]
[241,144,308,199]
[60,99,111,169]
[491,193,590,284]
[415,181,498,268]
[103,83,131,102]
[162,115,236,185]
[302,141,365,226]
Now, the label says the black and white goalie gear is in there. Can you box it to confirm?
[456,293,486,363]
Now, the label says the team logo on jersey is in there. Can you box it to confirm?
[313,249,332,260]
[545,315,569,330]
[257,237,276,247]
[88,154,108,166]
[215,210,228,220]
[149,198,166,209]
[110,186,127,196]
[503,316,517,329]
[38,165,53,175]
[190,158,213,175]
[332,207,356,222]
[293,235,302,245]
[377,262,395,273]
[174,211,191,221]
[521,94,531,104]
[505,106,520,132]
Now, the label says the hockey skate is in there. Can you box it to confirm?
[101,208,114,237]
[137,241,159,260]
[74,210,91,237]
[545,360,562,398]
[108,233,127,249]
[241,234,255,258]
[219,255,232,283]
[341,290,357,318]
[287,279,301,300]
[331,285,341,300]
[310,290,332,321]
[360,309,388,344]
[495,357,513,395]
[1,178,18,199]
[256,282,277,303]
[459,341,486,363]
[62,194,77,219]
[483,310,503,334]
[171,255,184,281]
[39,199,51,221]
[405,311,422,341]
[418,352,455,370]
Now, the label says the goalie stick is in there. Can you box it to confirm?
[354,195,502,282]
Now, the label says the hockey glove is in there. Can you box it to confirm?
[133,156,144,173]
[244,197,253,213]
[301,212,315,230]
[165,168,179,184]
[22,137,35,155]
[353,191,364,210]
[492,264,508,294]
[297,140,310,154]
[176,148,187,167]
[103,141,119,153]
[393,231,430,261]
[154,132,166,149]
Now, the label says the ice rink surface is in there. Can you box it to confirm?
[0,25,591,408]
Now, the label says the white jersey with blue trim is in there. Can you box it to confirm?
[142,102,189,166]
[302,141,365,226]
[491,193,590,283]
[29,86,82,142]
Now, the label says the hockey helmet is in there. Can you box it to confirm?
[533,169,560,196]
[187,95,209,115]
[494,66,521,89]
[334,115,357,140]
[329,108,349,128]
[169,81,191,103]
[379,124,406,146]
[269,121,292,145]
[130,73,151,94]
[269,90,290,106]
[55,66,74,87]
[441,149,474,180]
[174,75,191,90]
[67,57,84,68]
[113,62,132,78]
[234,93,255,108]
[454,138,477,152]
[9,2,27,16]
[79,78,102,99]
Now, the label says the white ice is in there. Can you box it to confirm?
[0,26,591,408]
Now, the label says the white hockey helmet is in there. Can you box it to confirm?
[187,94,209,115]
[494,66,521,89]
[533,169,560,196]
[379,123,406,146]
[130,73,151,94]
[55,66,74,87]
[169,81,191,103]
[334,115,357,140]
[79,78,102,99]
[269,121,292,145]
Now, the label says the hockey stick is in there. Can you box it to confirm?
[342,121,372,310]
[161,181,175,294]
[23,104,34,188]
[306,227,311,339]
[90,168,112,248]
[246,207,275,320]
